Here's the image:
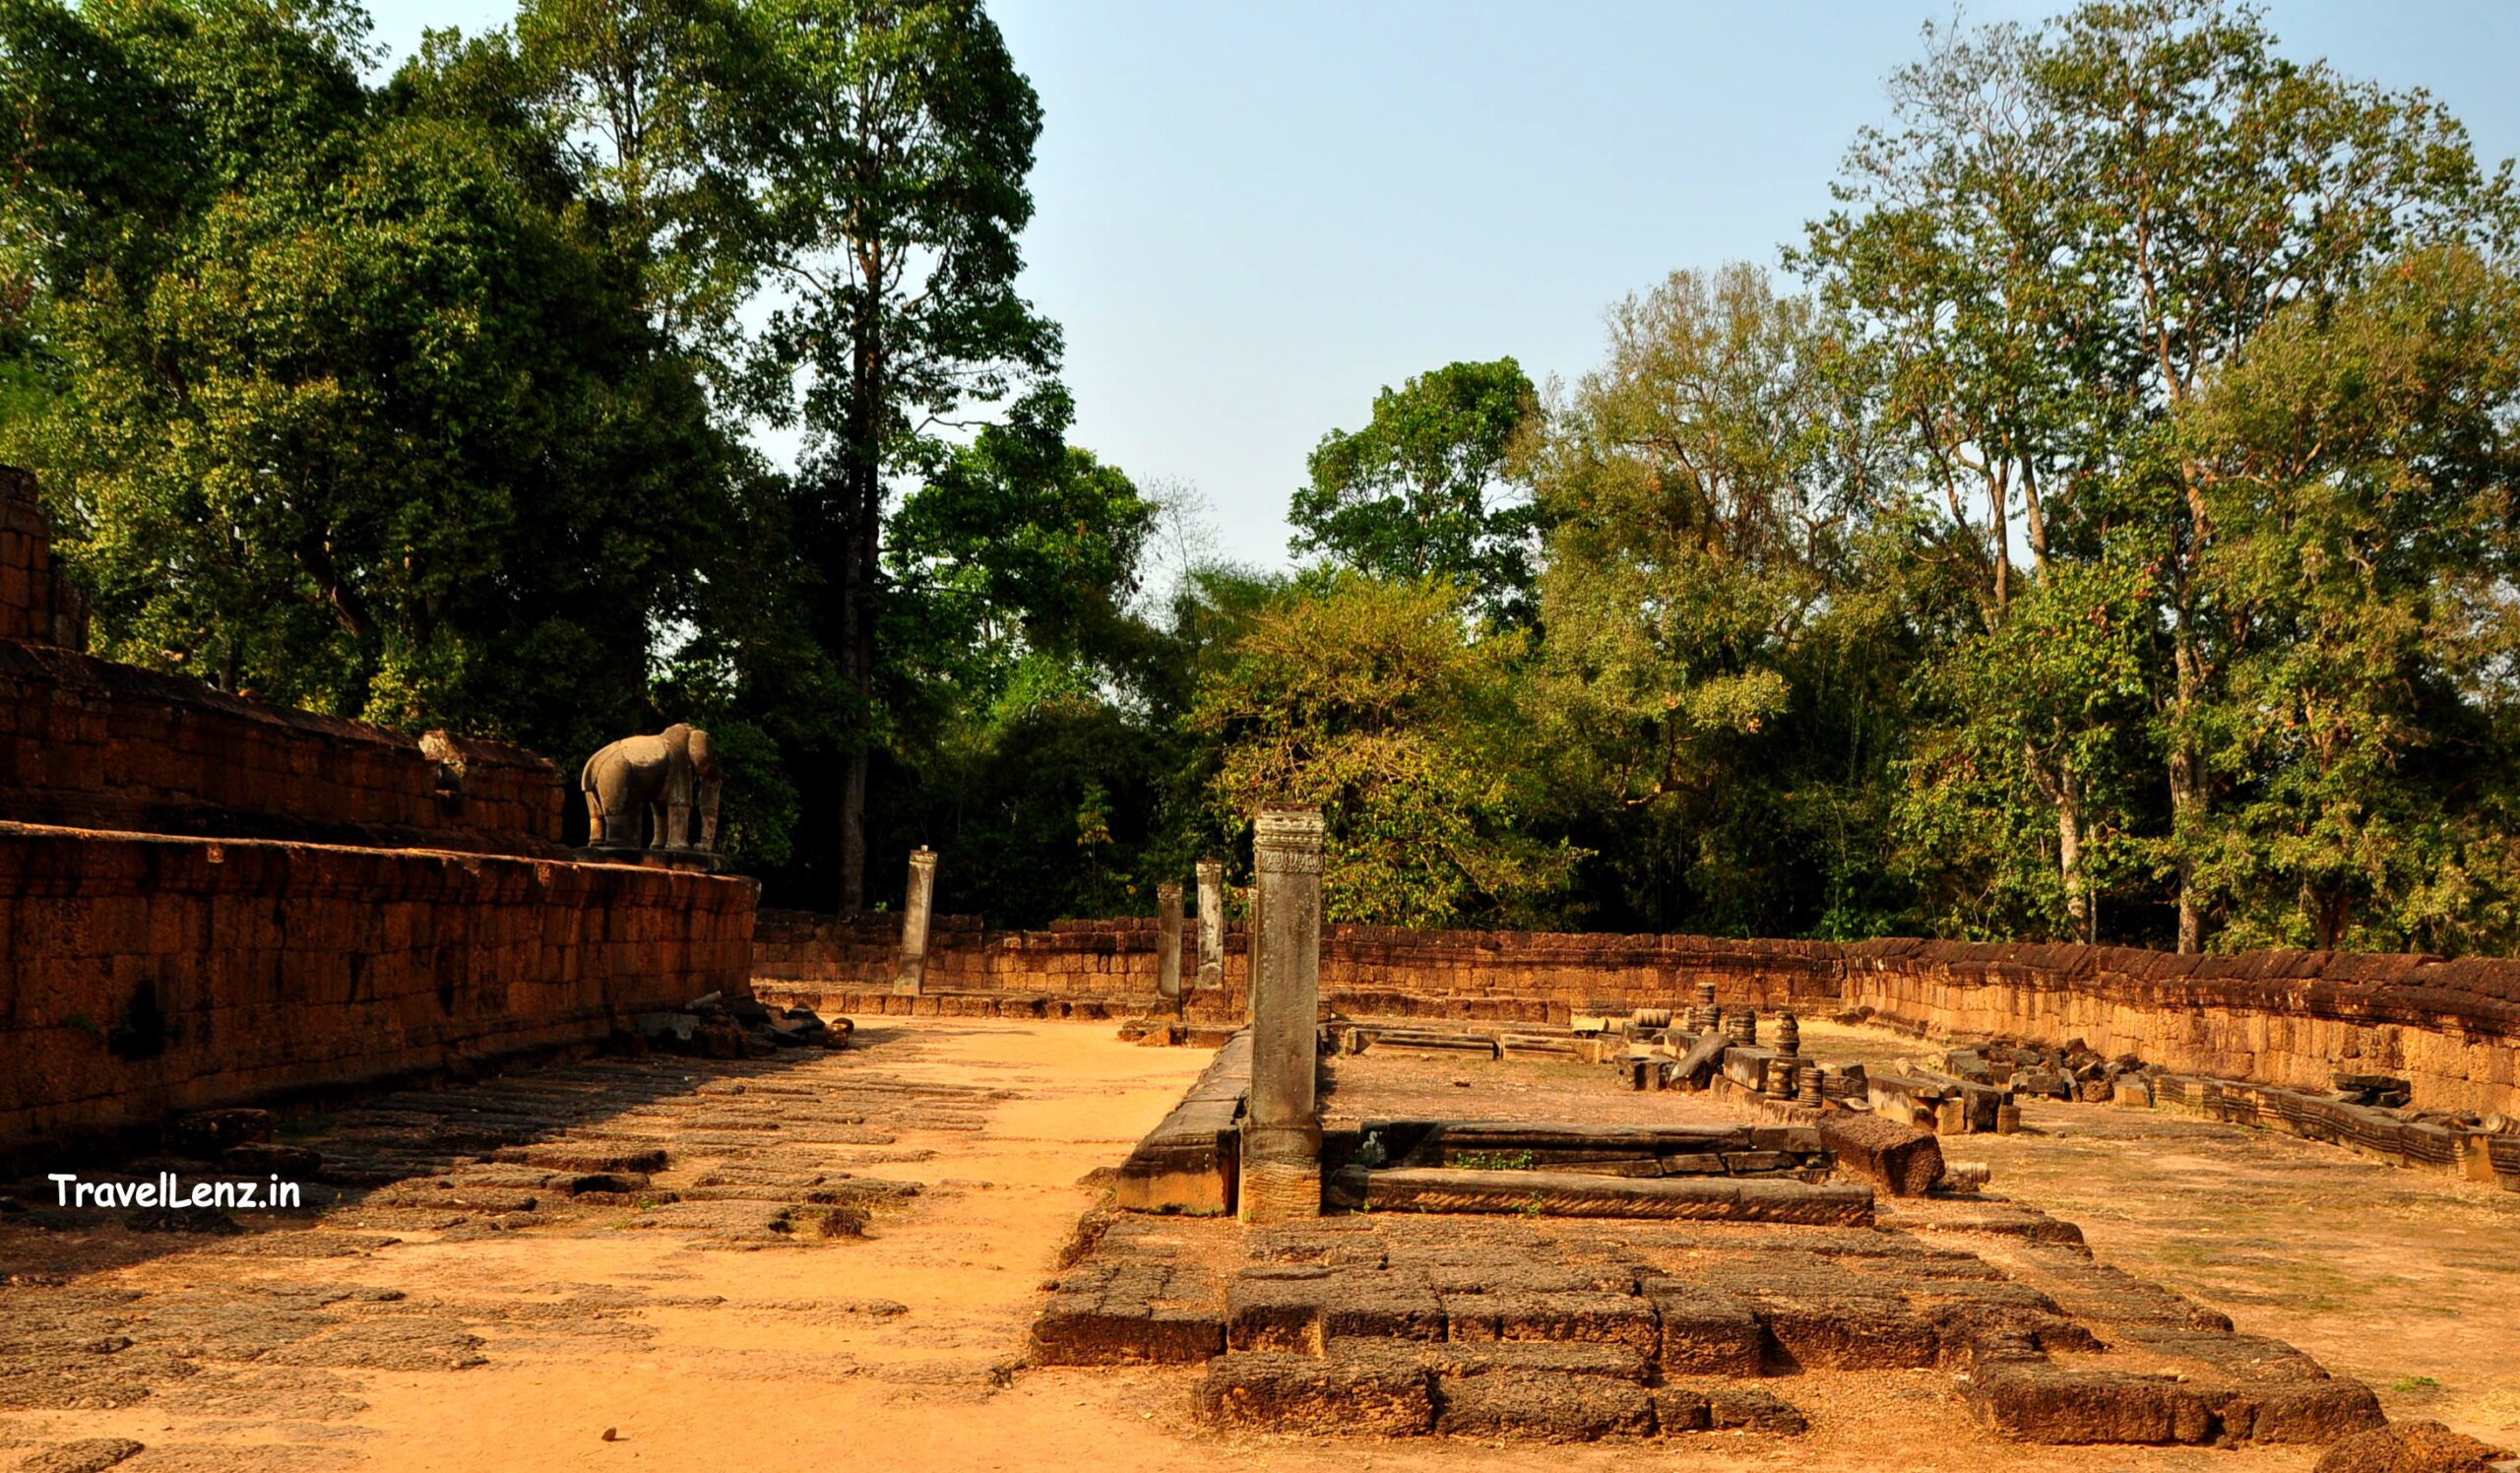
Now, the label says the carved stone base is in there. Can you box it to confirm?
[1239,1157,1321,1224]
[572,845,725,873]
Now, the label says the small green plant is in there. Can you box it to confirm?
[1455,1149,1538,1171]
[2391,1376,2443,1393]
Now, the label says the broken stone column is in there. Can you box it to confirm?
[1156,881,1185,1016]
[1196,859,1226,991]
[1241,809,1324,1223]
[895,848,937,995]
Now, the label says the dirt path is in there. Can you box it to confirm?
[3,1020,1219,1472]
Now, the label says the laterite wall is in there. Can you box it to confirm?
[1,826,756,1147]
[0,465,759,1156]
[755,915,2519,1115]
[749,910,1843,1022]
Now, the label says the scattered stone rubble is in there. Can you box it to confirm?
[628,991,850,1058]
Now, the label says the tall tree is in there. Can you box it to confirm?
[2179,245,2520,951]
[0,0,735,757]
[1521,264,1912,931]
[742,0,1057,911]
[1291,357,1543,625]
[1803,0,2517,949]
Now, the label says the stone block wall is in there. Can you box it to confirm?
[1,464,757,1159]
[750,910,1841,1022]
[0,640,566,856]
[0,466,83,647]
[1,824,757,1149]
[755,911,2519,1115]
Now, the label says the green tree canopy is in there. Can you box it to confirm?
[1291,357,1543,626]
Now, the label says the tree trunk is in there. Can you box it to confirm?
[2057,767,2090,944]
[2170,626,2205,954]
[836,264,884,915]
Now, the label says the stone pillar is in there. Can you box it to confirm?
[1241,809,1324,1223]
[1156,881,1184,1016]
[895,848,937,995]
[1195,859,1226,992]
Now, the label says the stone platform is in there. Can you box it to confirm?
[1034,1204,2382,1445]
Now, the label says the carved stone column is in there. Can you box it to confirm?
[894,848,937,995]
[1195,859,1226,992]
[1156,881,1184,1016]
[1241,809,1324,1222]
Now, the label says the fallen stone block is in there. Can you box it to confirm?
[1434,1374,1655,1441]
[1817,1111,1945,1196]
[2315,1420,2511,1473]
[1640,1279,1765,1377]
[1195,1351,1434,1436]
[1753,1292,1940,1369]
[1030,1294,1222,1365]
[1335,1168,1872,1225]
[1705,1385,1809,1435]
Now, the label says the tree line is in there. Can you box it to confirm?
[7,0,2520,954]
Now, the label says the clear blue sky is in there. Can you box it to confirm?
[360,0,2520,572]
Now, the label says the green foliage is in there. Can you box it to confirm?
[2180,245,2520,951]
[1292,358,1543,625]
[1513,264,1918,934]
[14,0,2520,960]
[0,0,739,763]
[1191,575,1579,929]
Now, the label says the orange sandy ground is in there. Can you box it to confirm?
[3,1016,2513,1472]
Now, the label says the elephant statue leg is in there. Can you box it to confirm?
[582,740,650,848]
[697,778,723,851]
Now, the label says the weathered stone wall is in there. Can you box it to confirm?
[1,822,757,1151]
[1,464,756,1158]
[0,466,83,648]
[1841,938,2520,1118]
[750,910,1842,1022]
[756,913,2520,1115]
[1,640,566,856]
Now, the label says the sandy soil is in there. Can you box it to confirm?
[6,1016,2515,1473]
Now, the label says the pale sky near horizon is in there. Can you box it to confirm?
[356,1,2520,573]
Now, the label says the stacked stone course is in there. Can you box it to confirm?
[0,465,759,1157]
[753,910,1842,1021]
[758,920,2520,1118]
[1,826,753,1147]
[0,640,563,855]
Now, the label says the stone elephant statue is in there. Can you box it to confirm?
[581,724,723,852]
